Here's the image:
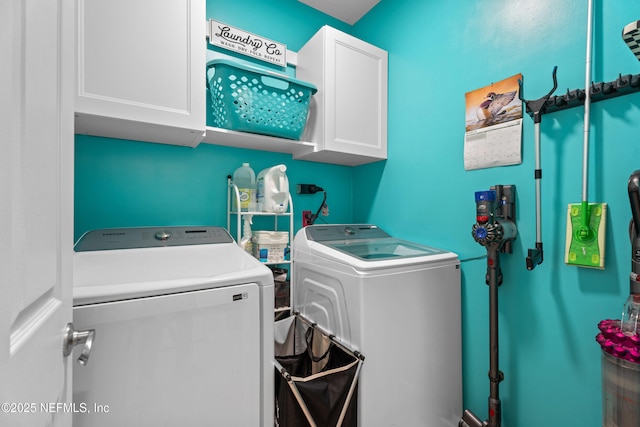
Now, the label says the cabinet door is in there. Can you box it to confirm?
[324,27,387,159]
[296,26,388,166]
[75,0,205,147]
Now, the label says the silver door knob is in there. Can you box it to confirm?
[63,322,95,366]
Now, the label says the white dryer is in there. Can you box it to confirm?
[292,224,462,427]
[72,226,273,427]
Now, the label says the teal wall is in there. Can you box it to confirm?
[73,0,640,426]
[74,136,353,240]
[352,0,640,426]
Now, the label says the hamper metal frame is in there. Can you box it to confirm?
[274,313,365,427]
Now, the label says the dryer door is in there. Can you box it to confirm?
[72,283,261,426]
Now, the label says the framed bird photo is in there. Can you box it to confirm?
[464,73,523,170]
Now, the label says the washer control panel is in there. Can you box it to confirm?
[74,226,233,251]
[305,224,390,242]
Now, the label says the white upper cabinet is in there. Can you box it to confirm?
[75,0,206,147]
[294,26,388,166]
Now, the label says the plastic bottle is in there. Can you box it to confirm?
[232,163,256,212]
[256,164,289,213]
[240,215,254,256]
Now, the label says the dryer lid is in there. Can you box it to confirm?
[72,226,272,306]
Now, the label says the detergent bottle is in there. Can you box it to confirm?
[239,215,254,256]
[256,164,290,213]
[232,163,256,212]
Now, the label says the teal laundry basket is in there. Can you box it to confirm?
[206,59,317,140]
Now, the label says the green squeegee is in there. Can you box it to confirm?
[565,0,606,269]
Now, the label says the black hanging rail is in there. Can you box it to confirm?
[524,72,640,118]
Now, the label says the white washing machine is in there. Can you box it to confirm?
[292,224,462,427]
[72,226,274,427]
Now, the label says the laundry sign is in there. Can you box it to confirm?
[208,20,287,67]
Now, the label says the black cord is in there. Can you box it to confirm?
[307,190,326,226]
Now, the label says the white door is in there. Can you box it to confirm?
[0,0,75,425]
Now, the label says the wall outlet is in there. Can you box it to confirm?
[297,184,323,194]
[302,210,312,227]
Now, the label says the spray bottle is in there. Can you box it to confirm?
[240,215,254,257]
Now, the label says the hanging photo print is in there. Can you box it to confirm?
[463,74,523,170]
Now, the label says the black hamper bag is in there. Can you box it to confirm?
[274,313,364,427]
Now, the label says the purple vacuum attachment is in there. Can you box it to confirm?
[596,319,640,363]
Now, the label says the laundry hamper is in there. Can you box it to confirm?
[206,59,317,140]
[274,313,364,427]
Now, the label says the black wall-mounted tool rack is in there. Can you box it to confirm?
[524,72,640,118]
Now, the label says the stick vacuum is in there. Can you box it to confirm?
[460,185,517,427]
[622,171,640,335]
